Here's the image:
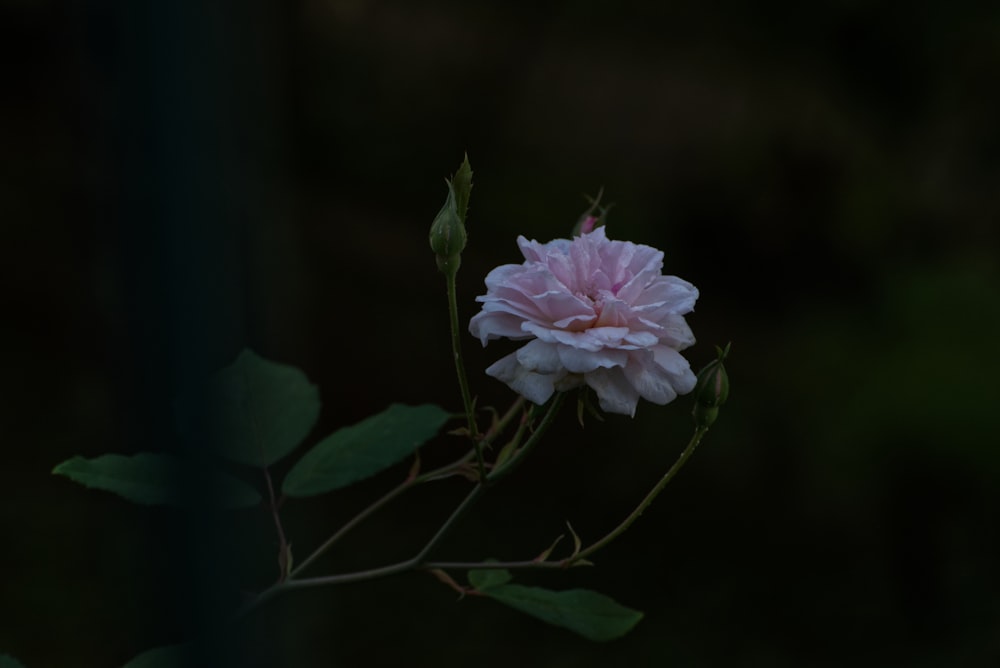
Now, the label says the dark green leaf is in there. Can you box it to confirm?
[469,569,643,642]
[282,404,450,497]
[121,644,188,668]
[0,654,27,668]
[52,453,261,509]
[176,349,321,468]
[468,567,512,589]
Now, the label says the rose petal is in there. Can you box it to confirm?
[485,352,558,405]
[557,344,628,373]
[584,367,641,416]
[470,310,534,345]
[472,227,698,416]
[652,345,697,394]
[623,351,679,405]
[516,339,562,373]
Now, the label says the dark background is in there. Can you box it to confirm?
[3,1,999,666]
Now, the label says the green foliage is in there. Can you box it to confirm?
[469,569,643,642]
[467,567,512,589]
[52,453,261,509]
[282,404,451,497]
[121,644,187,667]
[0,654,27,668]
[176,349,321,468]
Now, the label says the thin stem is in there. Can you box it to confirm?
[284,484,485,591]
[445,270,485,480]
[420,424,710,574]
[290,454,472,579]
[421,559,567,571]
[288,396,525,581]
[284,561,416,589]
[411,484,484,564]
[288,478,416,579]
[567,425,709,565]
[262,467,289,584]
[488,392,567,483]
[235,395,549,619]
[484,396,526,449]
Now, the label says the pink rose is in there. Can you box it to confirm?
[469,227,698,416]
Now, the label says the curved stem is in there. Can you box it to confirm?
[290,454,472,579]
[286,396,525,582]
[411,484,484,564]
[234,395,557,619]
[445,270,486,479]
[283,484,485,591]
[566,425,709,565]
[421,423,710,574]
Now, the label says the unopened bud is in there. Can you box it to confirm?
[429,155,473,275]
[429,182,466,272]
[692,343,730,428]
[571,188,612,236]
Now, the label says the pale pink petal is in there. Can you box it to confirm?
[594,298,631,327]
[622,351,679,405]
[584,367,641,416]
[557,344,628,373]
[615,266,661,303]
[522,322,606,351]
[623,330,660,348]
[516,339,562,373]
[485,352,557,405]
[469,310,533,345]
[654,315,696,349]
[580,327,629,347]
[471,227,698,415]
[652,345,697,394]
[530,290,595,324]
[631,276,698,312]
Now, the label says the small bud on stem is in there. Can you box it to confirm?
[692,343,730,428]
[429,154,473,275]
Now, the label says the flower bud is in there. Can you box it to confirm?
[692,343,730,428]
[571,188,611,236]
[430,155,473,275]
[429,182,466,273]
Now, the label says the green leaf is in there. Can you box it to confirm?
[469,569,643,642]
[0,654,27,668]
[53,453,261,509]
[282,403,450,497]
[468,567,513,589]
[121,644,188,668]
[176,349,321,468]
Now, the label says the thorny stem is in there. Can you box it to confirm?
[570,425,709,564]
[289,396,525,581]
[445,269,486,480]
[423,423,711,573]
[293,395,563,585]
[420,559,566,571]
[236,396,532,619]
[235,395,564,619]
[289,454,471,580]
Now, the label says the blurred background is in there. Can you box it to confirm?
[2,0,999,665]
